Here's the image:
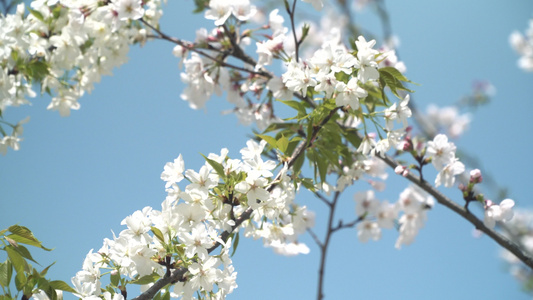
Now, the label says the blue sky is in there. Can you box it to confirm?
[2,0,533,299]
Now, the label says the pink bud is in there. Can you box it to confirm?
[470,169,482,183]
[484,199,493,209]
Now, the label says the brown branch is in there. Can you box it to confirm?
[377,152,533,269]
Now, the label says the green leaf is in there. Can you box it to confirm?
[379,66,412,83]
[28,9,45,22]
[162,289,170,300]
[379,70,401,98]
[14,271,26,291]
[130,273,160,285]
[291,150,305,175]
[316,154,328,183]
[0,261,11,288]
[40,262,55,277]
[231,232,239,257]
[10,50,19,62]
[200,154,225,179]
[262,122,297,134]
[285,138,302,157]
[11,245,39,265]
[276,100,308,119]
[25,60,50,83]
[7,225,50,250]
[378,68,415,99]
[255,134,277,149]
[49,280,77,293]
[6,246,25,275]
[43,285,58,300]
[192,0,209,13]
[300,178,316,192]
[151,226,165,244]
[277,135,289,154]
[300,23,310,44]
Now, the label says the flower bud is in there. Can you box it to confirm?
[484,199,493,209]
[469,169,482,183]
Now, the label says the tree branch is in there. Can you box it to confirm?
[377,152,533,269]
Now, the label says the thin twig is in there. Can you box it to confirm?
[330,217,363,234]
[287,0,300,62]
[316,191,340,300]
[313,191,332,207]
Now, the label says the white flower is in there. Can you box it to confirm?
[354,190,379,216]
[384,94,412,130]
[375,201,398,229]
[510,20,533,72]
[256,35,285,66]
[335,77,367,110]
[112,0,145,21]
[205,0,233,25]
[282,60,317,95]
[188,257,221,292]
[161,155,185,188]
[179,224,215,261]
[426,134,457,170]
[353,36,380,83]
[47,89,82,117]
[356,220,381,242]
[0,135,21,155]
[267,76,293,100]
[397,185,432,214]
[235,175,270,209]
[395,212,426,249]
[435,159,465,188]
[268,9,287,37]
[484,199,515,229]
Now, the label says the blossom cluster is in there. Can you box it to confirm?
[510,19,533,72]
[426,134,465,188]
[282,35,380,105]
[176,3,283,130]
[353,185,434,249]
[0,0,163,154]
[424,105,471,138]
[70,139,315,299]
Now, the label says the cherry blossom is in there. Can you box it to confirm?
[484,199,516,229]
